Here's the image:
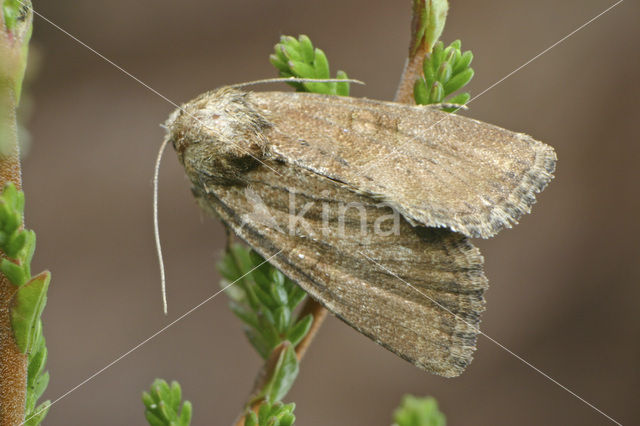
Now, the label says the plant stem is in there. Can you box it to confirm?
[293,298,327,361]
[0,2,31,420]
[395,54,427,104]
[395,2,430,102]
[395,0,448,102]
[233,298,327,426]
[0,82,26,426]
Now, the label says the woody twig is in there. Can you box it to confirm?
[0,3,29,423]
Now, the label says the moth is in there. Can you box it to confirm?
[163,86,556,377]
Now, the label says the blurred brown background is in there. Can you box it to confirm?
[21,0,639,424]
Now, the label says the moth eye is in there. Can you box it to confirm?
[211,114,220,120]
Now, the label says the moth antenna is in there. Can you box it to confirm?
[231,77,365,89]
[153,134,172,315]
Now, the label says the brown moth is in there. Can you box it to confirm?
[164,87,556,377]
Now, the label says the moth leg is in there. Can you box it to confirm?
[223,223,235,251]
[420,103,469,111]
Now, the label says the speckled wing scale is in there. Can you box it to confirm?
[253,92,556,238]
[166,87,556,377]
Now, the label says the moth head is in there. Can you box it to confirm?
[164,87,272,185]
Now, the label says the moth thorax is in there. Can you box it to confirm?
[169,87,273,185]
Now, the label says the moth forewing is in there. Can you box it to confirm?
[166,86,555,376]
[250,91,556,238]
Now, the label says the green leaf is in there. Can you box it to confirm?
[217,251,242,283]
[282,43,303,63]
[311,48,330,79]
[261,343,299,403]
[269,54,289,73]
[443,67,474,96]
[25,360,48,420]
[229,301,259,329]
[448,39,461,50]
[270,277,288,306]
[1,258,27,286]
[219,245,310,358]
[272,38,289,62]
[430,41,445,72]
[298,35,314,64]
[3,0,23,33]
[0,184,38,287]
[27,336,46,385]
[413,78,429,105]
[286,314,313,347]
[1,1,32,102]
[248,251,271,285]
[414,5,428,51]
[270,34,350,96]
[253,284,278,311]
[270,268,285,287]
[429,81,444,104]
[156,380,171,405]
[25,351,46,415]
[424,0,449,50]
[245,411,259,426]
[288,60,316,79]
[393,395,446,426]
[23,400,50,426]
[179,402,193,425]
[169,380,182,412]
[258,403,270,425]
[246,330,271,359]
[441,93,470,112]
[1,183,22,214]
[23,301,49,425]
[144,410,166,426]
[142,379,192,426]
[287,285,306,310]
[436,62,452,85]
[236,245,259,273]
[24,329,49,422]
[28,370,49,412]
[414,39,474,111]
[11,270,49,353]
[443,45,457,65]
[274,306,291,335]
[245,401,296,426]
[5,229,26,258]
[1,206,20,235]
[256,313,281,351]
[453,50,473,74]
[413,0,449,54]
[23,228,36,266]
[243,282,262,312]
